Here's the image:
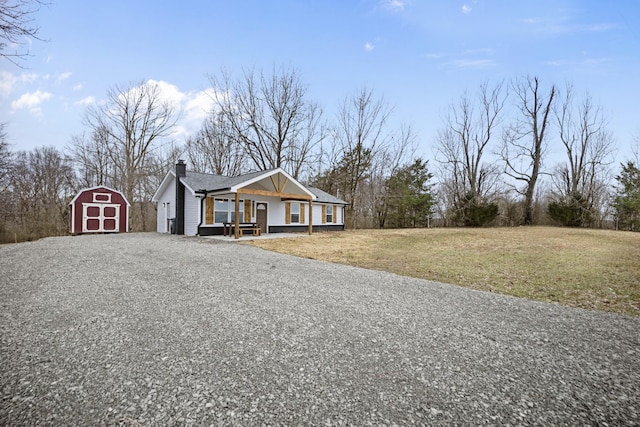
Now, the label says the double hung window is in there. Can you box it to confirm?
[285,202,305,224]
[290,203,300,223]
[213,198,244,223]
[326,205,333,223]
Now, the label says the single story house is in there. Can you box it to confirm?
[152,160,348,238]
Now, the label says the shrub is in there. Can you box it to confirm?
[547,193,592,227]
[455,193,499,227]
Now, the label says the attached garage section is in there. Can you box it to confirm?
[70,186,130,234]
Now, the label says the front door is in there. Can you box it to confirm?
[256,203,267,234]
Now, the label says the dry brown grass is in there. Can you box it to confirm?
[247,227,640,316]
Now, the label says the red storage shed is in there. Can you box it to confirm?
[69,186,130,234]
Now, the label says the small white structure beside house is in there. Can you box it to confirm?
[152,161,348,238]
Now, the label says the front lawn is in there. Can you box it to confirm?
[248,227,640,316]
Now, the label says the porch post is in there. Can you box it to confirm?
[308,199,313,235]
[234,192,240,239]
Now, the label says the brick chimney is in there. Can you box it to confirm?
[175,160,186,235]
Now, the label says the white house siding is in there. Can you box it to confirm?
[311,204,322,225]
[184,194,200,236]
[311,203,343,226]
[155,184,175,233]
[268,197,289,226]
[269,200,344,227]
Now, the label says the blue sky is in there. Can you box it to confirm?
[2,0,639,165]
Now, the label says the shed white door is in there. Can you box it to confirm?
[83,203,120,232]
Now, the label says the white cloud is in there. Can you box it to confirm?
[57,72,73,82]
[142,80,217,139]
[449,58,496,69]
[183,88,216,123]
[148,79,186,106]
[584,23,617,32]
[11,90,53,114]
[0,71,17,97]
[173,88,220,139]
[364,42,375,52]
[425,46,496,69]
[383,0,405,10]
[423,52,445,59]
[73,83,84,91]
[76,96,95,106]
[115,80,186,116]
[100,80,220,140]
[462,4,472,14]
[462,47,494,56]
[520,15,618,35]
[20,72,39,83]
[545,57,610,68]
[148,80,217,122]
[521,17,543,24]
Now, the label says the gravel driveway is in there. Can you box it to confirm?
[1,233,638,426]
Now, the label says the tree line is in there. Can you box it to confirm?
[434,77,639,230]
[1,68,639,243]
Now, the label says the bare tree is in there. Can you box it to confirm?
[185,111,244,176]
[8,146,74,240]
[207,65,324,179]
[370,124,417,228]
[286,100,325,181]
[554,85,615,196]
[137,142,183,231]
[0,122,11,187]
[435,81,506,225]
[548,85,615,225]
[68,126,115,189]
[80,80,178,230]
[0,123,13,238]
[1,0,48,65]
[631,131,640,164]
[502,76,557,225]
[312,91,415,229]
[331,87,394,228]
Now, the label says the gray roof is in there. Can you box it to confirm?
[181,169,347,205]
[308,186,348,205]
[181,169,271,193]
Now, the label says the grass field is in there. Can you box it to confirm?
[248,227,640,316]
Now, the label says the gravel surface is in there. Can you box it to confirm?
[1,232,639,426]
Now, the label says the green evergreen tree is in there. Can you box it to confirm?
[613,161,640,231]
[384,159,434,228]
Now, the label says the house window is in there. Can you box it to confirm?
[290,203,300,223]
[231,200,244,222]
[214,199,229,223]
[326,205,333,223]
[285,202,304,224]
[214,198,244,223]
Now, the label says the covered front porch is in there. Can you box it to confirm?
[200,232,311,242]
[197,169,316,239]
